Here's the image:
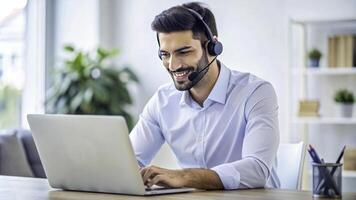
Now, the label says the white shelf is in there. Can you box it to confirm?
[293,117,356,125]
[292,67,356,76]
[344,170,356,178]
[291,18,356,25]
[308,170,356,178]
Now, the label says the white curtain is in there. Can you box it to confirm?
[22,0,46,128]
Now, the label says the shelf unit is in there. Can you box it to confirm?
[292,67,356,76]
[288,18,356,191]
[344,170,356,178]
[308,170,356,179]
[293,117,356,125]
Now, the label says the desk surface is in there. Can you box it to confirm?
[1,175,355,200]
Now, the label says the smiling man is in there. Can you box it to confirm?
[129,2,280,190]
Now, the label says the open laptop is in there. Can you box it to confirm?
[27,114,195,195]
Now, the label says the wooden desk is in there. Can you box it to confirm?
[1,175,355,200]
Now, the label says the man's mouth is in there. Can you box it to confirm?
[172,70,192,81]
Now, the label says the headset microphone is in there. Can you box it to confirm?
[188,56,217,81]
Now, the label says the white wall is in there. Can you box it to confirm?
[112,0,356,134]
[54,0,99,59]
[51,0,356,170]
[107,0,356,168]
[113,0,289,142]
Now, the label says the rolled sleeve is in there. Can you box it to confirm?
[211,163,241,189]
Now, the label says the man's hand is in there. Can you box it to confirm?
[140,165,224,189]
[140,165,187,188]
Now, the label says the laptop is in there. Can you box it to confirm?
[27,114,195,195]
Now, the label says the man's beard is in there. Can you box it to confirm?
[169,51,209,91]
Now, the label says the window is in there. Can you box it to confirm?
[0,0,27,128]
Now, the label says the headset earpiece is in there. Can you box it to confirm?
[158,50,162,60]
[156,33,162,60]
[207,40,223,56]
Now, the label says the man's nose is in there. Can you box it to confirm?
[168,56,182,72]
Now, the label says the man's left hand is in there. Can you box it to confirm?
[140,165,187,188]
[140,165,224,189]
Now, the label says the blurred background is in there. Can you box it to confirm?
[0,0,355,191]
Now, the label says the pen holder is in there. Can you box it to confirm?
[312,163,342,198]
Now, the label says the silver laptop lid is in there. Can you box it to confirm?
[27,114,146,195]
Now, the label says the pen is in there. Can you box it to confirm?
[309,145,323,163]
[330,145,346,176]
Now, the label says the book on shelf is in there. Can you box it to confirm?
[298,100,320,117]
[328,35,356,68]
[344,148,356,171]
[346,35,355,67]
[328,37,337,68]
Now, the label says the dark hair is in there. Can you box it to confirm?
[151,2,218,43]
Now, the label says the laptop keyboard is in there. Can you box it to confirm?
[145,187,172,191]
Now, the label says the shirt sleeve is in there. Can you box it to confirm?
[211,83,280,189]
[129,92,165,167]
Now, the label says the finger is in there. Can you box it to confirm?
[147,174,166,188]
[140,166,157,177]
[139,167,146,177]
[140,165,159,176]
[142,167,160,184]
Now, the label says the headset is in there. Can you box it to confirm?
[157,6,223,60]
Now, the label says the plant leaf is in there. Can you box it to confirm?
[70,91,84,112]
[64,45,75,52]
[121,67,139,83]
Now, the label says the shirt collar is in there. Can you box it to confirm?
[179,89,191,106]
[205,62,230,105]
[179,61,231,107]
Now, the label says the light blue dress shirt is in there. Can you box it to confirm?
[129,62,280,189]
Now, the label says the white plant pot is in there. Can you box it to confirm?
[336,103,354,118]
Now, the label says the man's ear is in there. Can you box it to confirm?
[203,40,209,50]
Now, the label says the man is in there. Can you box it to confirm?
[129,2,280,190]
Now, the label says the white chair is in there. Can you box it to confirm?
[276,142,306,190]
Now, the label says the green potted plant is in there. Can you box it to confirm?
[334,89,354,118]
[46,45,139,130]
[308,48,322,67]
[0,84,21,128]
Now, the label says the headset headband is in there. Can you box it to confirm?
[183,7,215,41]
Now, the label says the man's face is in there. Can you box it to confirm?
[158,31,209,91]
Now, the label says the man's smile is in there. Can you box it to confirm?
[171,68,194,82]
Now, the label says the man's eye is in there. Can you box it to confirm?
[178,51,190,56]
[160,52,169,58]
